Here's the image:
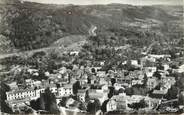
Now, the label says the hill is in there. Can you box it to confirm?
[0,0,183,53]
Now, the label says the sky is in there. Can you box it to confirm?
[20,0,183,5]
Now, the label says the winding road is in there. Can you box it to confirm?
[89,25,97,36]
[0,25,98,60]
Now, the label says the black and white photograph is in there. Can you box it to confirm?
[0,0,184,114]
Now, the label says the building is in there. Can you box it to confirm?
[107,93,160,112]
[129,70,144,80]
[147,54,171,59]
[57,84,73,97]
[144,67,157,77]
[106,93,129,112]
[25,79,42,88]
[116,77,132,88]
[114,83,125,91]
[6,89,43,102]
[70,51,79,56]
[162,64,170,71]
[6,88,45,112]
[96,71,106,78]
[147,77,158,90]
[174,64,184,73]
[161,77,176,88]
[7,82,18,90]
[131,60,139,66]
[132,79,143,86]
[77,89,86,102]
[151,89,168,98]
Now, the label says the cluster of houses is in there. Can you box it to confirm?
[4,52,184,113]
[106,93,161,112]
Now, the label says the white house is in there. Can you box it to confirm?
[144,67,157,77]
[77,90,86,102]
[131,60,139,66]
[97,71,106,78]
[6,88,43,102]
[57,84,73,97]
[25,79,42,88]
[147,77,158,90]
[70,51,79,56]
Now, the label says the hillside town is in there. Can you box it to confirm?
[0,0,184,115]
[2,48,184,114]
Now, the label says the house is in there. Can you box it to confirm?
[131,60,139,66]
[79,79,88,85]
[147,77,158,90]
[107,93,160,112]
[106,99,118,112]
[58,67,67,74]
[114,83,125,91]
[148,54,171,59]
[57,84,73,97]
[27,68,38,74]
[131,79,143,86]
[106,93,129,112]
[175,64,184,73]
[49,84,58,94]
[116,77,132,88]
[144,67,157,77]
[99,77,108,85]
[25,79,42,88]
[96,71,106,78]
[77,89,86,102]
[70,51,79,56]
[162,64,170,71]
[129,70,144,79]
[7,82,18,90]
[6,88,43,102]
[151,89,168,98]
[5,98,31,112]
[161,77,176,86]
[100,61,105,66]
[144,56,156,62]
[91,67,102,73]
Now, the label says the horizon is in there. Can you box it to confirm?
[18,0,183,6]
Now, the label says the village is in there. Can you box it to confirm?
[3,49,184,114]
[0,0,184,114]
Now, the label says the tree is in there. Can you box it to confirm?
[72,81,81,95]
[101,99,109,113]
[164,85,179,100]
[178,91,184,105]
[30,98,41,110]
[177,76,184,90]
[58,97,68,107]
[0,82,13,113]
[31,88,59,114]
[108,86,115,98]
[128,99,148,110]
[125,88,133,96]
[111,78,116,86]
[153,71,161,80]
[43,88,59,113]
[87,99,101,114]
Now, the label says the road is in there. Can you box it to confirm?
[89,25,97,36]
[0,26,93,60]
[0,46,64,60]
[0,39,87,60]
[141,41,158,55]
